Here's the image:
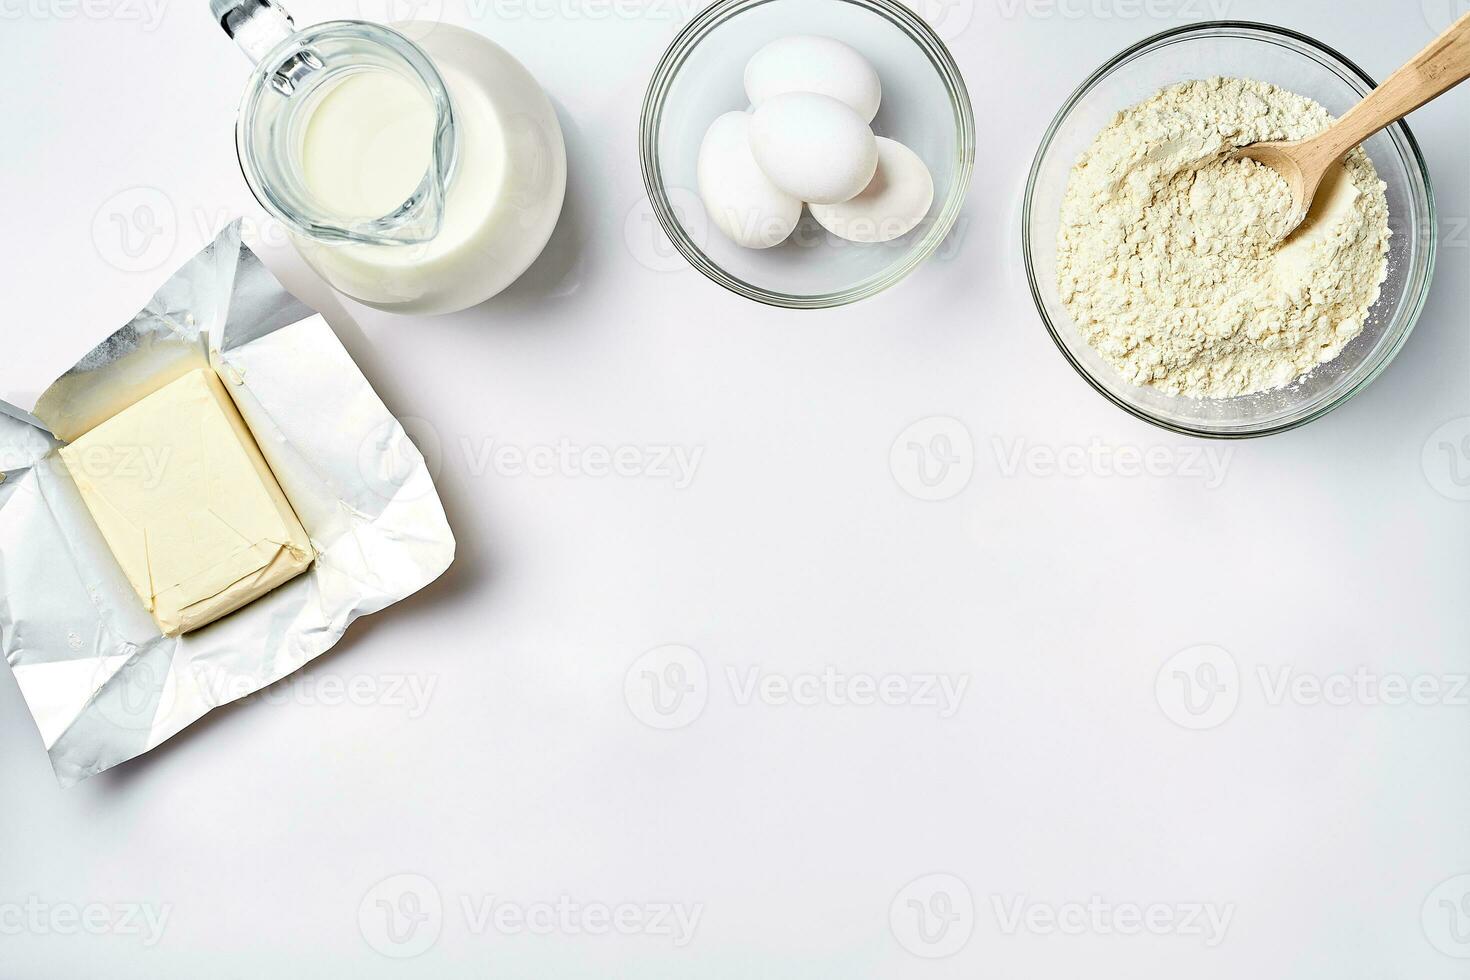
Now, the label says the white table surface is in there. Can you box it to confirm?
[3,0,1469,976]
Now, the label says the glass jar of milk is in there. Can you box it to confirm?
[213,0,566,315]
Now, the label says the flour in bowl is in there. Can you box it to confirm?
[1056,77,1391,399]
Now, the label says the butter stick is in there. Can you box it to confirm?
[60,368,313,637]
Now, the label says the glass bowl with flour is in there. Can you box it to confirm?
[1024,23,1435,438]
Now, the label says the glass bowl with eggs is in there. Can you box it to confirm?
[639,0,975,308]
[1023,22,1436,439]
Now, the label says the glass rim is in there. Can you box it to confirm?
[638,0,976,309]
[1021,20,1438,440]
[234,20,458,248]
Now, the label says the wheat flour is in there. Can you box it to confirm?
[1056,77,1391,399]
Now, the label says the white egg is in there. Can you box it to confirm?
[748,93,877,205]
[809,137,934,243]
[744,35,881,123]
[697,111,802,249]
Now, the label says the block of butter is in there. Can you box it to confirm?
[59,368,313,637]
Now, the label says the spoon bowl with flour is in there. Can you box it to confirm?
[1237,12,1470,241]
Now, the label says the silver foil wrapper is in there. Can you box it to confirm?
[0,222,455,785]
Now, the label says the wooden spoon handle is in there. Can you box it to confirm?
[1309,12,1470,166]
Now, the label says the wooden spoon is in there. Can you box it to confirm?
[1237,13,1470,240]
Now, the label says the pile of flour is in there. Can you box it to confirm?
[1056,77,1391,399]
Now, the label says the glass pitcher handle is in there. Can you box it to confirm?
[212,0,294,63]
[212,0,321,93]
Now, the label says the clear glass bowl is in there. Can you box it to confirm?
[640,0,975,308]
[1023,22,1436,438]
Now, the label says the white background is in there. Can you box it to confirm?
[2,0,1469,976]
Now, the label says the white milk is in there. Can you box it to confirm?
[293,25,565,316]
[301,70,438,220]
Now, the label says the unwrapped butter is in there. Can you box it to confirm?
[59,368,313,637]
